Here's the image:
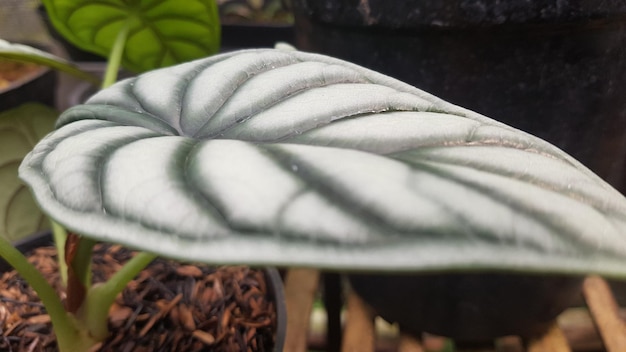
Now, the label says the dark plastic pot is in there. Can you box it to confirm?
[294,3,626,330]
[349,272,583,341]
[0,231,55,271]
[0,232,287,351]
[292,0,626,194]
[221,23,294,52]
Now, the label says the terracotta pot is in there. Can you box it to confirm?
[349,272,582,341]
[0,232,287,351]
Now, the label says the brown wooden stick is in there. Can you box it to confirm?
[342,291,375,352]
[583,275,626,352]
[527,321,571,352]
[283,268,320,352]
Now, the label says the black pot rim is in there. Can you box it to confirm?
[292,0,626,30]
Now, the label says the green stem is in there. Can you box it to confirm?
[0,235,84,350]
[51,220,68,286]
[81,251,157,340]
[102,20,131,89]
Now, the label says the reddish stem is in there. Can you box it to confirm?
[64,233,87,313]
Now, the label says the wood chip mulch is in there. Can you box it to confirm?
[0,243,278,351]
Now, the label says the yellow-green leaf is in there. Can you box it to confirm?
[42,0,221,72]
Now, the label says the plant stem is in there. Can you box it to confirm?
[0,235,85,350]
[51,220,68,286]
[65,234,96,314]
[73,236,95,287]
[81,251,157,340]
[102,20,131,89]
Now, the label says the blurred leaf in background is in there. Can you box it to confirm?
[42,0,221,72]
[0,103,57,241]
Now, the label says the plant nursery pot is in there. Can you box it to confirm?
[292,0,626,194]
[348,272,583,342]
[0,232,286,351]
[221,23,295,52]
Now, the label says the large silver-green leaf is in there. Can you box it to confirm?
[1,104,57,241]
[42,0,220,72]
[19,49,626,275]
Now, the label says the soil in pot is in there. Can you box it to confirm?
[0,240,283,351]
[349,272,583,343]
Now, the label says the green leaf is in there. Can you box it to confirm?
[41,0,221,73]
[19,49,626,276]
[2,104,57,241]
[0,40,100,85]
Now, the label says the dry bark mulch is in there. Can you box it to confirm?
[0,243,278,351]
